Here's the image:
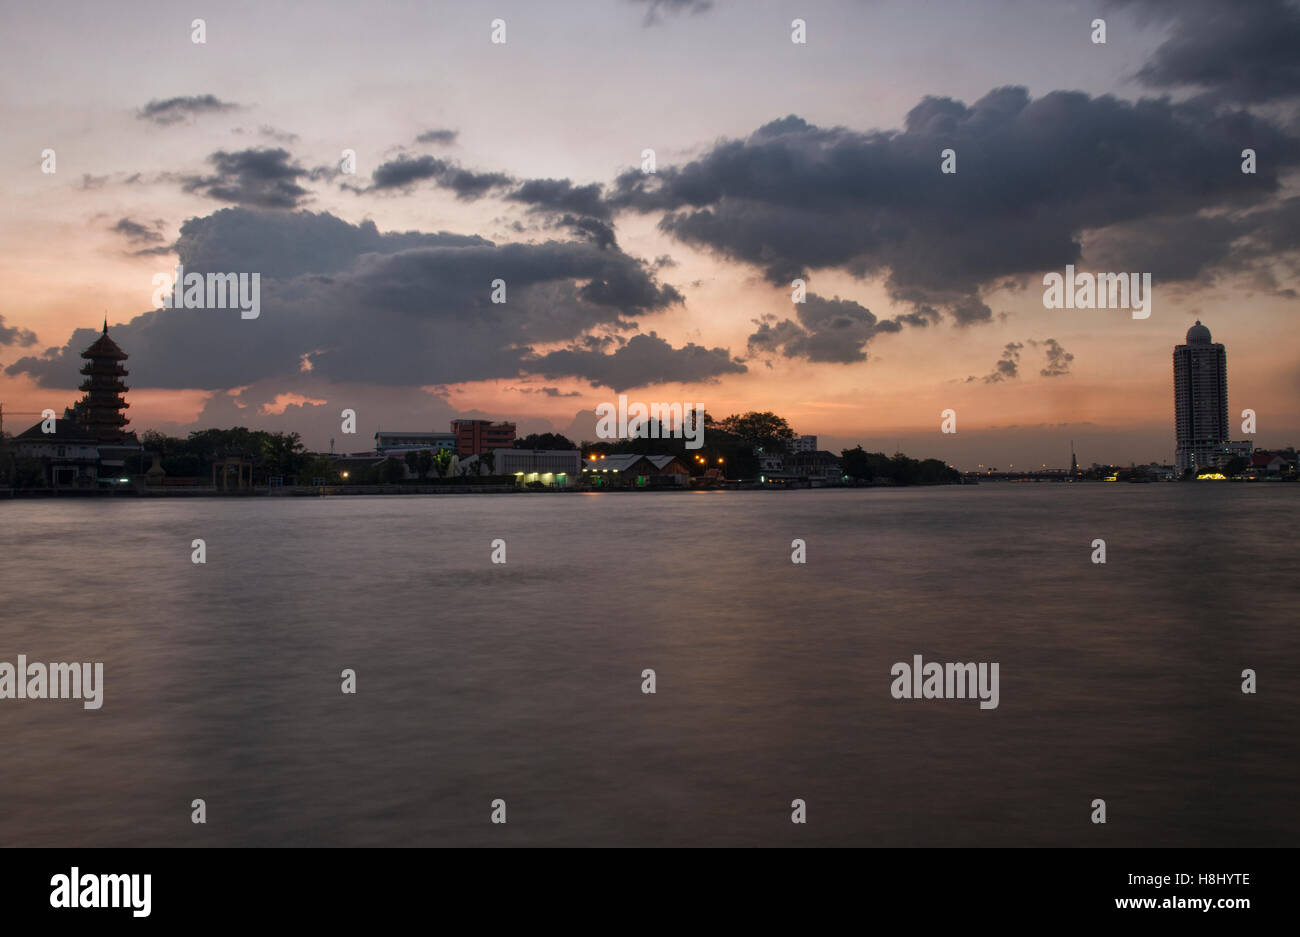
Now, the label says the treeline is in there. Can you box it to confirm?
[138,428,312,480]
[577,411,960,484]
[3,414,960,488]
[838,446,960,485]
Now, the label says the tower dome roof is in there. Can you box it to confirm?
[1186,320,1212,345]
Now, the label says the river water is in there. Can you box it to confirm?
[1,485,1296,846]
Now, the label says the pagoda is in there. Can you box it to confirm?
[72,318,132,443]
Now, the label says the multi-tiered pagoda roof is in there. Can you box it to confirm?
[75,319,132,443]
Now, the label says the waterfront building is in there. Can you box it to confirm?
[582,453,690,488]
[10,420,101,488]
[785,449,844,485]
[1250,452,1290,476]
[493,447,579,486]
[452,419,516,457]
[373,430,456,454]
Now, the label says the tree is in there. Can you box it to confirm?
[417,449,434,479]
[840,446,873,481]
[717,412,795,452]
[432,448,454,478]
[381,458,405,484]
[141,429,170,452]
[298,454,338,484]
[262,431,305,476]
[839,446,956,485]
[515,432,576,450]
[480,450,496,475]
[10,455,46,488]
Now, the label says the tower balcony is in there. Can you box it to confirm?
[80,380,129,394]
[80,363,129,377]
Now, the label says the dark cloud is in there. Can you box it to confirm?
[528,332,744,391]
[137,95,238,126]
[966,342,1022,384]
[0,315,38,348]
[508,179,611,219]
[629,0,713,26]
[7,208,706,392]
[110,217,175,256]
[182,148,313,209]
[611,89,1300,323]
[1087,195,1300,290]
[989,342,1022,383]
[505,179,617,246]
[966,338,1074,382]
[258,125,299,144]
[415,129,458,145]
[1122,0,1300,104]
[514,386,582,398]
[745,293,906,364]
[1035,338,1074,377]
[111,217,164,244]
[552,214,618,249]
[363,155,512,199]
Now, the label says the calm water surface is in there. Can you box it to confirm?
[1,485,1297,846]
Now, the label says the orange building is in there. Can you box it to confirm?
[451,419,515,457]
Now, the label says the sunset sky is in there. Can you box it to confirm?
[2,0,1298,469]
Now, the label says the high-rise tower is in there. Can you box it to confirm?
[1173,320,1228,473]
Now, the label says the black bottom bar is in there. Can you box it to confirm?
[1,847,1281,925]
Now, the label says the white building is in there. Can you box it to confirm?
[493,448,581,487]
[10,419,103,488]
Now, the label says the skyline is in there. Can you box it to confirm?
[2,0,1299,469]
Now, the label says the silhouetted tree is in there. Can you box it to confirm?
[717,412,795,452]
[514,432,576,450]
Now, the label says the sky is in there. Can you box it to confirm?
[2,0,1298,469]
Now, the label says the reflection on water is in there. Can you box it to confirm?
[1,485,1297,846]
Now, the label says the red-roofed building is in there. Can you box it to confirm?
[1250,452,1288,475]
